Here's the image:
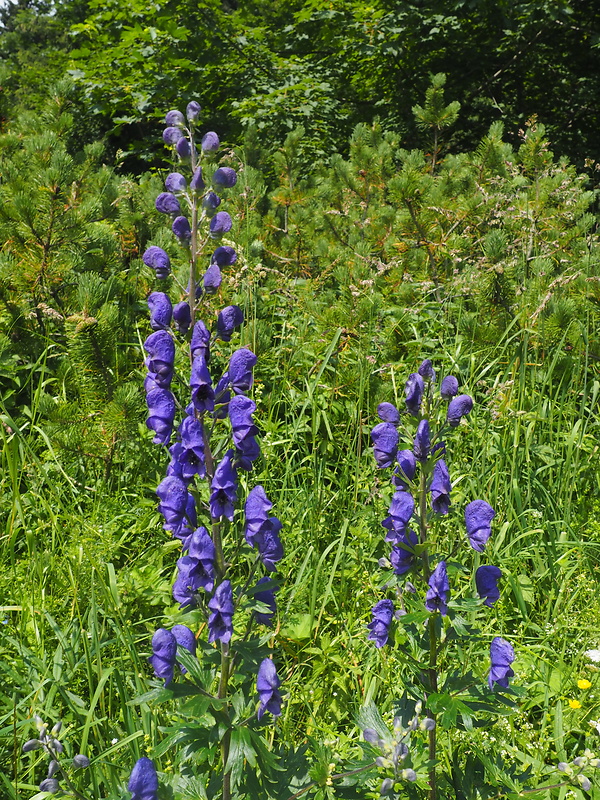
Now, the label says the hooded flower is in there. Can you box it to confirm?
[413,419,431,461]
[371,422,399,468]
[155,192,181,215]
[213,372,231,418]
[405,373,424,416]
[176,137,191,158]
[440,375,459,399]
[190,354,214,413]
[148,292,172,330]
[173,301,192,335]
[172,215,192,242]
[173,551,212,607]
[488,637,515,690]
[244,486,283,570]
[377,402,399,424]
[256,658,282,719]
[172,624,197,673]
[229,348,257,394]
[465,500,496,552]
[390,529,419,575]
[203,263,222,294]
[202,191,221,213]
[209,211,233,238]
[367,599,394,648]
[148,628,177,685]
[447,394,473,426]
[208,580,234,643]
[201,131,220,152]
[210,450,238,520]
[212,167,237,188]
[165,172,187,193]
[163,126,184,145]
[430,459,451,514]
[146,388,176,445]
[190,166,205,191]
[425,561,449,615]
[144,330,175,388]
[382,490,415,542]
[165,110,185,126]
[253,576,278,626]
[143,245,171,279]
[169,414,205,480]
[212,246,237,267]
[476,565,502,607]
[393,449,417,489]
[216,305,244,341]
[418,359,435,381]
[190,320,211,361]
[128,757,159,800]
[256,518,284,571]
[156,476,188,530]
[186,100,201,120]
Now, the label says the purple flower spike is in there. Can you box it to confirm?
[254,577,278,626]
[146,388,175,445]
[371,422,399,468]
[201,131,220,152]
[163,126,184,145]
[465,500,496,552]
[413,419,431,461]
[212,245,237,267]
[176,137,191,158]
[173,301,192,335]
[441,375,459,399]
[203,191,221,213]
[430,459,451,515]
[210,449,238,520]
[377,402,399,424]
[203,263,222,294]
[257,658,282,719]
[172,215,192,242]
[172,624,197,673]
[190,320,211,361]
[367,599,394,648]
[393,449,417,489]
[190,353,214,413]
[476,565,502,607]
[148,292,172,330]
[190,166,205,191]
[149,628,177,685]
[128,757,159,800]
[165,110,185,126]
[488,637,515,690]
[405,373,424,416]
[390,529,419,575]
[208,580,234,644]
[165,172,187,193]
[143,245,171,279]
[155,192,181,215]
[425,561,449,616]
[216,305,244,342]
[209,211,233,238]
[418,359,436,381]
[213,167,237,188]
[447,394,473,427]
[186,100,201,121]
[229,348,257,394]
[382,490,415,543]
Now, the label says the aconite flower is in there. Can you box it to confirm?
[377,402,399,423]
[211,245,237,267]
[413,419,431,461]
[465,500,496,552]
[418,359,435,381]
[128,757,158,800]
[201,131,220,152]
[440,375,459,399]
[173,301,192,335]
[371,422,399,468]
[210,449,238,520]
[148,628,177,685]
[213,167,237,188]
[165,110,185,126]
[190,166,205,191]
[390,529,418,575]
[405,373,424,416]
[146,388,176,445]
[190,353,214,413]
[253,577,278,625]
[172,215,191,242]
[216,305,244,341]
[190,320,211,361]
[147,292,172,330]
[176,137,191,158]
[425,561,449,615]
[208,580,234,643]
[488,637,515,690]
[430,459,451,514]
[447,394,473,426]
[475,565,502,607]
[165,172,187,193]
[393,449,417,489]
[228,348,257,393]
[143,245,171,279]
[186,100,201,120]
[209,211,233,238]
[367,599,394,648]
[163,126,184,145]
[203,263,222,294]
[256,658,282,719]
[381,490,415,542]
[155,192,181,215]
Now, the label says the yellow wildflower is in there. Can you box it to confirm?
[569,699,582,709]
[578,679,592,690]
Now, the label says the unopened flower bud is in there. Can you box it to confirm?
[39,778,60,793]
[574,757,586,767]
[590,758,600,768]
[578,775,592,791]
[375,756,389,768]
[186,101,201,121]
[22,739,42,752]
[380,778,394,794]
[401,769,417,782]
[51,721,62,735]
[363,728,381,745]
[52,739,64,753]
[73,754,90,769]
[213,167,237,188]
[414,701,422,714]
[201,131,220,152]
[190,167,205,192]
[557,762,569,772]
[421,718,436,731]
[165,110,185,127]
[165,172,187,193]
[34,715,44,729]
[163,126,184,145]
[47,760,60,778]
[176,137,191,159]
